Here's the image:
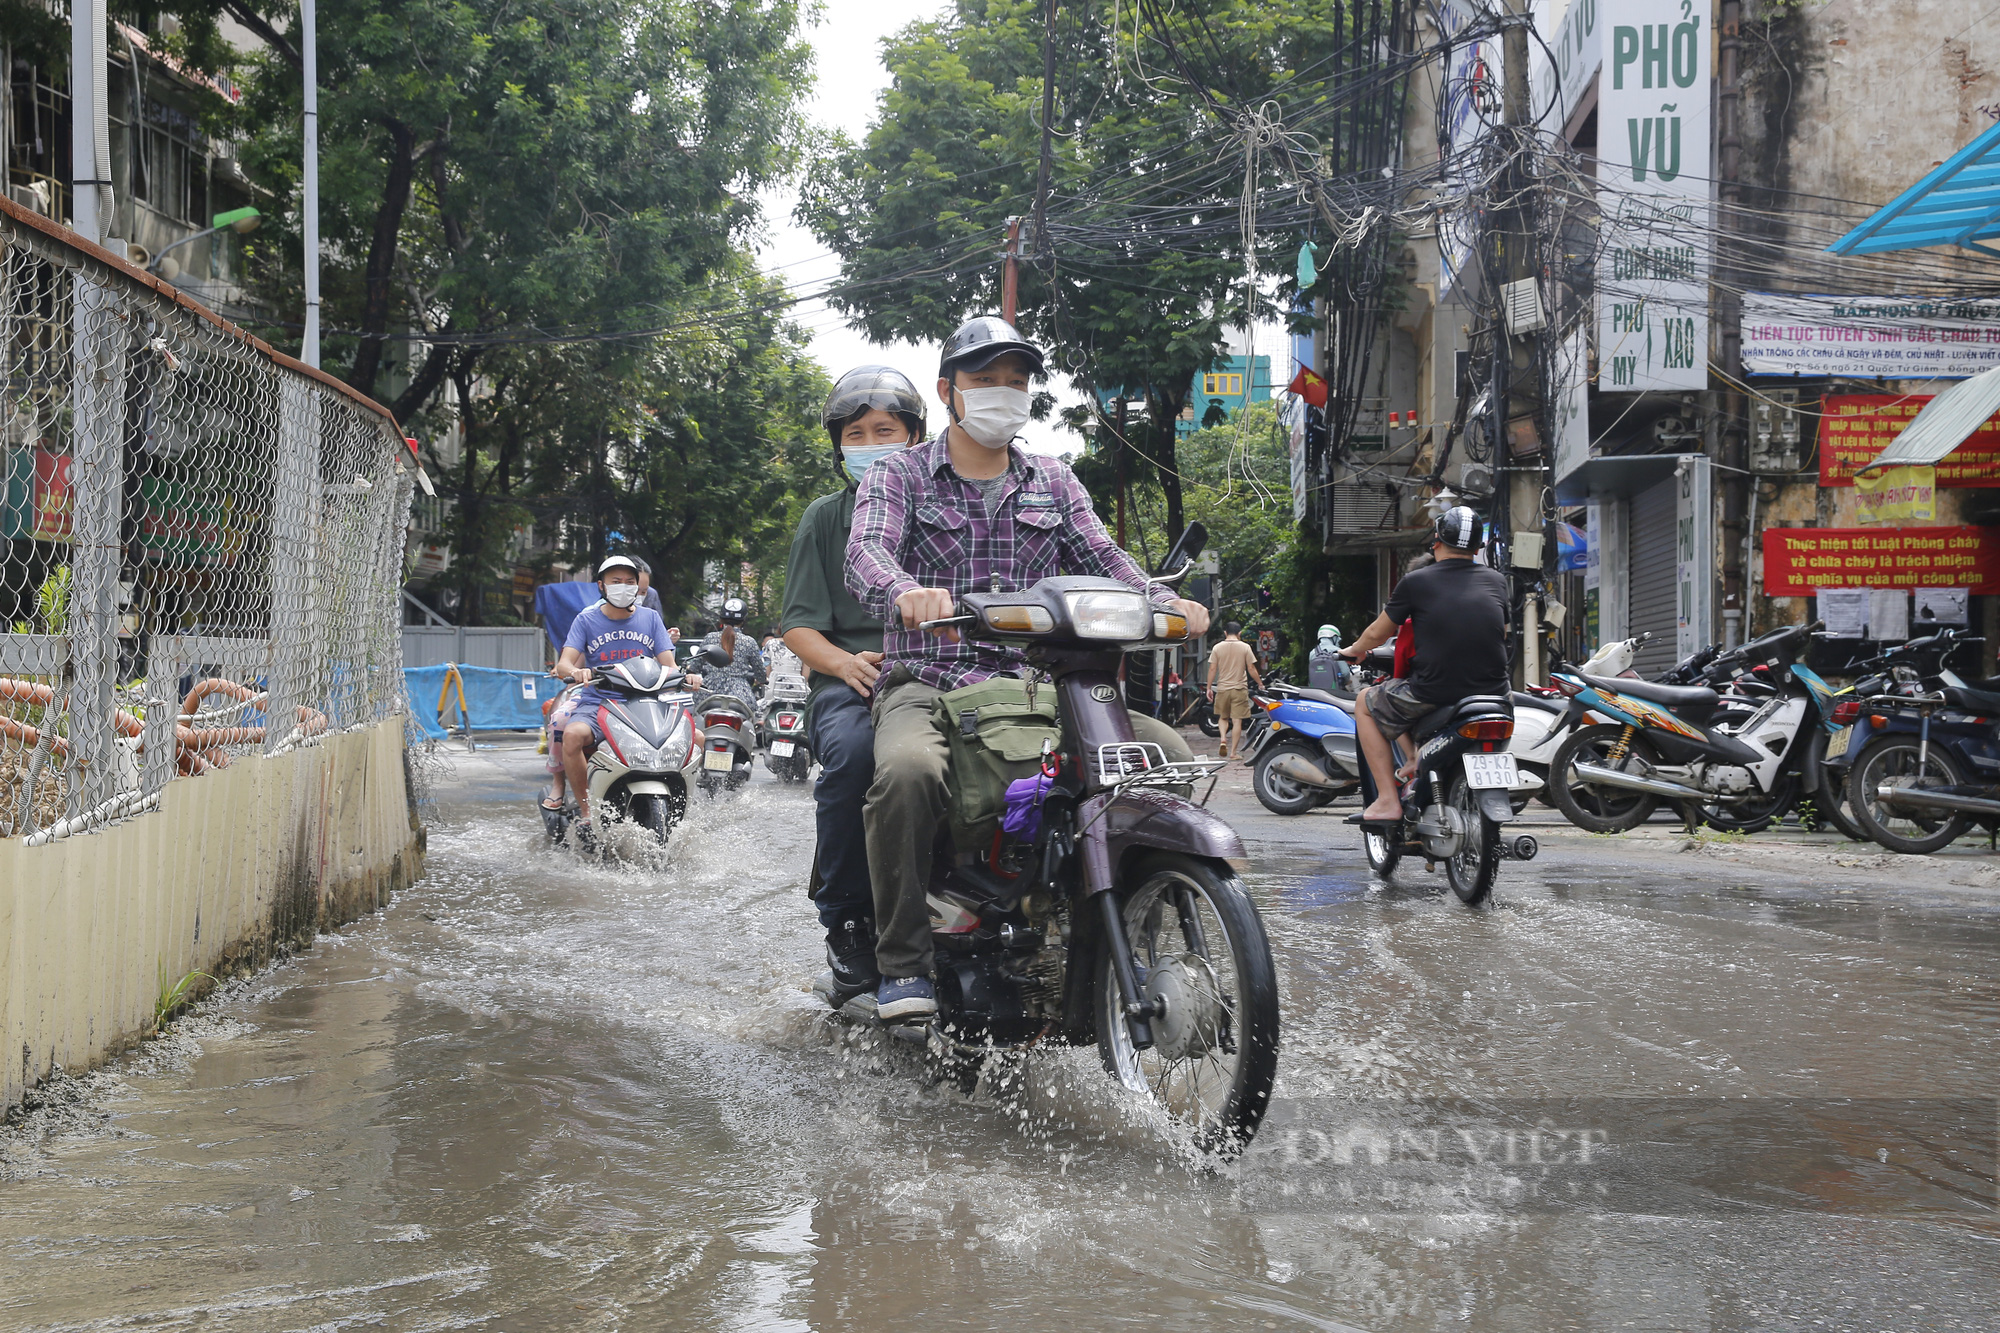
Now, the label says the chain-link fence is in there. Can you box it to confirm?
[1,197,411,842]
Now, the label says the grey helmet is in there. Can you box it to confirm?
[1432,505,1486,552]
[821,364,927,448]
[938,315,1046,380]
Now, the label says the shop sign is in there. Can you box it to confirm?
[1853,465,1934,524]
[3,449,74,541]
[1818,393,2000,486]
[1597,0,1712,392]
[135,475,240,565]
[1762,526,2000,595]
[1674,455,1712,656]
[1742,292,2000,378]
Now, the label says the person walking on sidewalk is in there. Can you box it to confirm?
[1206,622,1263,761]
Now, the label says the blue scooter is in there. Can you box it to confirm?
[1245,682,1362,815]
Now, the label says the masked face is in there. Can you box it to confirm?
[942,353,1035,451]
[603,580,640,609]
[839,407,917,482]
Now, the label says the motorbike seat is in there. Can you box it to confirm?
[1943,685,2000,715]
[1580,672,1719,720]
[1413,694,1513,742]
[1291,686,1354,710]
[1510,690,1563,715]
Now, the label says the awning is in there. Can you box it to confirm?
[1828,119,2000,257]
[1858,363,2000,472]
[1554,452,1692,506]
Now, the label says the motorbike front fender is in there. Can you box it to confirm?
[1075,788,1249,893]
[623,778,673,797]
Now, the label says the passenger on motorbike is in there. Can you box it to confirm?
[780,365,929,1004]
[845,315,1212,1022]
[553,556,684,828]
[1340,506,1508,824]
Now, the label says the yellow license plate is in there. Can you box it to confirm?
[704,749,733,771]
[1825,726,1851,759]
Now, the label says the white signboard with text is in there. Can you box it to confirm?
[1741,292,2000,379]
[1597,0,1712,393]
[1675,454,1713,658]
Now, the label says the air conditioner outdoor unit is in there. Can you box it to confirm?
[1328,479,1400,535]
[1503,278,1546,335]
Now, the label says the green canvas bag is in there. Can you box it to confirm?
[930,675,1061,847]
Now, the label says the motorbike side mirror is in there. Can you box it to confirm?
[1153,521,1208,579]
[701,646,732,668]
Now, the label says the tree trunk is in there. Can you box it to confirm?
[1144,386,1188,544]
[347,120,418,399]
[453,363,481,626]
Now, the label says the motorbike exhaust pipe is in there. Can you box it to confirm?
[1874,785,2000,819]
[1571,762,1705,802]
[1270,754,1344,789]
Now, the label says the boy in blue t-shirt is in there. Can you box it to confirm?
[552,555,680,825]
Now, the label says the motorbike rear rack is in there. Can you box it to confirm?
[1091,742,1228,790]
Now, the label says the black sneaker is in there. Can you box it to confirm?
[824,917,880,1007]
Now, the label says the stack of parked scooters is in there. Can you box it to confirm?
[1235,620,2000,857]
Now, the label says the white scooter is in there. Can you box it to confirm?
[1504,634,1652,803]
[544,648,728,852]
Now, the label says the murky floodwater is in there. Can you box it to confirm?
[3,744,1996,1331]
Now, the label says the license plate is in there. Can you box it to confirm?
[770,741,795,757]
[704,749,734,771]
[1463,752,1518,790]
[1825,725,1851,759]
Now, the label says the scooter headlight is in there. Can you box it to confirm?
[655,714,691,768]
[605,713,655,768]
[1062,589,1150,640]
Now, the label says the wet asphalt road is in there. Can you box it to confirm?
[1,736,1995,1331]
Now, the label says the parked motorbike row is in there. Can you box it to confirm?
[1233,619,2000,862]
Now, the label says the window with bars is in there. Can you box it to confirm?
[131,96,207,226]
[6,61,71,221]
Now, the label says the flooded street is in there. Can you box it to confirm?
[3,740,1996,1331]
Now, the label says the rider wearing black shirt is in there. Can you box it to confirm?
[1340,506,1508,821]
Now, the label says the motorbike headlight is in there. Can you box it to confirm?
[1062,589,1149,640]
[656,715,691,767]
[606,714,655,767]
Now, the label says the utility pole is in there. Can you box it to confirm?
[1496,0,1549,685]
[1716,0,1746,647]
[1114,396,1130,548]
[302,0,321,367]
[1001,216,1023,324]
[69,0,107,243]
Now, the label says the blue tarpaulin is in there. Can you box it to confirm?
[532,581,601,652]
[406,663,565,738]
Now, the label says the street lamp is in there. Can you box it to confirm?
[146,206,260,282]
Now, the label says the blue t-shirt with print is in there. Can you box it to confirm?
[564,604,671,706]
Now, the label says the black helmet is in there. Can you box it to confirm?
[719,595,747,626]
[938,315,1046,380]
[1432,505,1486,552]
[822,365,927,447]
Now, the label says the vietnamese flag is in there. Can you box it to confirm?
[1287,364,1329,407]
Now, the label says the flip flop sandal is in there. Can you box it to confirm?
[540,795,566,812]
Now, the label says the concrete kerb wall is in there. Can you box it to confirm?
[0,716,423,1110]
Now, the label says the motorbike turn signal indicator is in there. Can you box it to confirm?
[1153,611,1188,639]
[984,604,1055,634]
[1457,718,1515,741]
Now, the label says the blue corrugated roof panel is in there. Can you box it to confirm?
[1828,118,2000,257]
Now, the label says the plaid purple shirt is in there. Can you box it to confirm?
[846,433,1174,690]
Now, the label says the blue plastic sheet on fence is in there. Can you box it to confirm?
[405,663,564,738]
[533,581,601,652]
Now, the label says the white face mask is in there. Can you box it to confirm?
[842,444,901,483]
[953,386,1031,450]
[603,582,640,609]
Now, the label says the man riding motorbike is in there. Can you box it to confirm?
[780,365,929,1005]
[697,597,768,706]
[553,556,683,829]
[845,315,1213,1022]
[1339,506,1508,824]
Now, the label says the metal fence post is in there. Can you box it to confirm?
[65,271,125,814]
[268,376,320,752]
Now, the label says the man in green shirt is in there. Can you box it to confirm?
[780,365,928,1005]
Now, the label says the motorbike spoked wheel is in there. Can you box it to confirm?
[1693,767,1798,835]
[1847,736,1973,854]
[1251,743,1324,816]
[1444,776,1500,906]
[1095,854,1279,1153]
[1549,725,1660,833]
[1800,730,1869,841]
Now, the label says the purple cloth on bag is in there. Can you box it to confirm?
[1002,773,1054,840]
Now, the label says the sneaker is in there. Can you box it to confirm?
[824,917,880,1007]
[875,975,936,1023]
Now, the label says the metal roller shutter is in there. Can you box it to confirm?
[1629,478,1678,677]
